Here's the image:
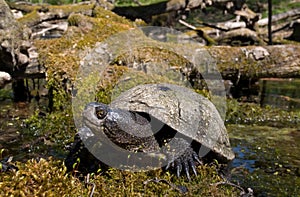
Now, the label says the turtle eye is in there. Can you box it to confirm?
[95,107,107,119]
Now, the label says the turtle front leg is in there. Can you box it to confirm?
[162,138,202,181]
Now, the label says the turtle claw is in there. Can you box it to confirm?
[165,147,202,180]
[176,162,182,178]
[183,160,191,181]
[165,162,171,170]
[193,152,202,165]
[190,160,197,176]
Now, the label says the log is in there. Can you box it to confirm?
[112,0,233,21]
[179,20,265,45]
[16,44,300,81]
[208,45,300,81]
[2,1,300,82]
[216,28,266,45]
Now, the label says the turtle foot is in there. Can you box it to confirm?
[165,146,202,181]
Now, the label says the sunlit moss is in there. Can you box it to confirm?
[226,99,300,127]
[33,8,134,110]
[0,157,240,196]
[18,3,96,26]
[0,158,88,196]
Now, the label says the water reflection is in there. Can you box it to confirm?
[260,78,300,110]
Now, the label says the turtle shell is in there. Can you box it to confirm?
[110,83,235,161]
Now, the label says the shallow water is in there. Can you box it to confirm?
[229,124,300,196]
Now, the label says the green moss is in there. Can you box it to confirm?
[22,105,75,156]
[0,158,88,196]
[226,99,300,127]
[0,157,240,196]
[34,9,134,110]
[92,6,133,26]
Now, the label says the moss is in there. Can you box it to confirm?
[0,158,88,196]
[0,157,240,196]
[226,99,300,127]
[92,6,133,26]
[33,9,134,110]
[18,4,95,27]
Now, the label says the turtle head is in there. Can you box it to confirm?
[81,102,158,151]
[82,102,137,142]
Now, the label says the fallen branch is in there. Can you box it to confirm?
[31,21,68,39]
[179,19,217,45]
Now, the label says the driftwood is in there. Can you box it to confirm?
[31,21,68,39]
[182,7,300,33]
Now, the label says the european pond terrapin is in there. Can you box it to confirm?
[66,83,235,180]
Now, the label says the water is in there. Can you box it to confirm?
[228,78,300,196]
[0,84,52,162]
[260,78,300,110]
[229,125,300,196]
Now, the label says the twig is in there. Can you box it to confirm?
[144,177,188,193]
[178,19,197,30]
[211,177,254,197]
[179,19,229,32]
[85,173,96,197]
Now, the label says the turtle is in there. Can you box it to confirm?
[66,83,235,180]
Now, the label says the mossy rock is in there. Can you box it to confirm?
[33,8,134,110]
